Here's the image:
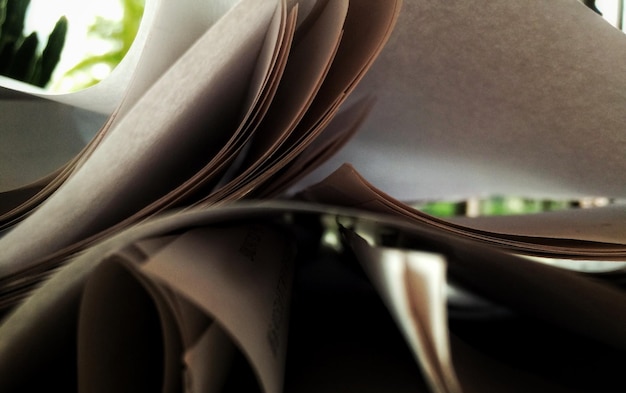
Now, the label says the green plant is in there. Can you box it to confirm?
[0,0,67,87]
[60,0,144,91]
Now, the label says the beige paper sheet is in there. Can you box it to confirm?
[345,222,626,392]
[2,201,626,390]
[345,228,462,393]
[0,0,280,275]
[447,203,626,244]
[298,163,626,259]
[140,224,295,393]
[0,0,240,192]
[300,0,626,201]
[0,101,94,191]
[205,0,349,202]
[77,223,295,393]
[0,203,300,391]
[218,0,402,201]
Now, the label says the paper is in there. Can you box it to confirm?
[204,0,350,203]
[0,203,300,392]
[344,228,462,393]
[0,0,242,204]
[140,224,296,393]
[0,0,404,280]
[217,0,401,201]
[343,215,626,391]
[447,203,626,244]
[0,100,100,191]
[256,96,376,198]
[0,0,280,275]
[300,0,626,201]
[77,223,296,393]
[120,0,296,215]
[1,200,626,391]
[298,163,626,260]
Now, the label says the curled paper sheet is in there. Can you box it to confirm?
[1,203,626,391]
[304,0,626,201]
[0,0,243,191]
[0,0,402,281]
[2,2,626,391]
[0,205,299,393]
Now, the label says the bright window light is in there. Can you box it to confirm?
[24,0,125,89]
